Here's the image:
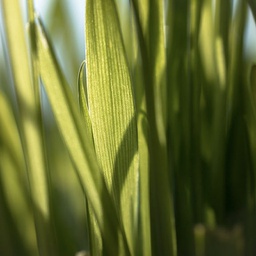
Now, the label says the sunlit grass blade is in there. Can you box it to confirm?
[85,0,139,254]
[1,0,54,254]
[77,60,103,255]
[77,60,92,135]
[36,17,124,255]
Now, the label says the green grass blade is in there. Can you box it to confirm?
[251,65,256,107]
[166,0,194,254]
[0,93,26,174]
[77,61,103,255]
[137,110,152,256]
[132,0,177,254]
[131,0,149,39]
[210,0,231,223]
[148,0,177,255]
[189,0,203,226]
[36,17,123,255]
[227,0,247,121]
[127,7,152,255]
[85,0,139,254]
[77,60,92,135]
[1,0,54,254]
[0,92,38,256]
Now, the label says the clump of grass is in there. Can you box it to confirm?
[0,0,256,255]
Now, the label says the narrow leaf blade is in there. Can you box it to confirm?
[86,0,139,254]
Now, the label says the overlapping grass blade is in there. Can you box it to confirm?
[189,0,203,227]
[131,23,151,255]
[210,0,231,224]
[132,0,177,254]
[136,110,151,256]
[226,1,247,222]
[125,6,152,255]
[0,93,26,174]
[198,0,218,229]
[36,17,123,255]
[77,61,103,255]
[166,0,194,254]
[250,65,256,112]
[227,0,247,119]
[0,92,38,256]
[148,1,177,254]
[247,64,256,253]
[78,61,92,135]
[1,0,54,254]
[85,0,139,254]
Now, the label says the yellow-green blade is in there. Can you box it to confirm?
[77,61,103,255]
[132,0,177,254]
[85,0,139,254]
[147,1,177,255]
[36,18,124,255]
[1,0,54,254]
[0,92,38,256]
[77,61,92,136]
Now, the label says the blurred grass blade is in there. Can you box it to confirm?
[0,92,38,256]
[132,0,177,254]
[86,0,139,254]
[36,17,124,255]
[227,0,247,121]
[210,0,231,223]
[131,0,149,40]
[149,0,177,255]
[247,0,256,22]
[166,0,193,254]
[251,65,256,108]
[189,0,203,227]
[1,0,54,254]
[199,0,216,83]
[0,93,26,174]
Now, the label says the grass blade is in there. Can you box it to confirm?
[0,92,38,256]
[77,60,92,135]
[77,61,103,255]
[85,0,139,254]
[132,0,177,254]
[166,0,194,254]
[36,17,124,255]
[1,0,54,254]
